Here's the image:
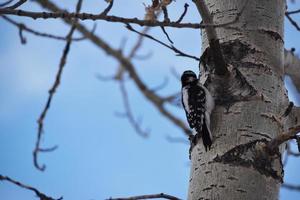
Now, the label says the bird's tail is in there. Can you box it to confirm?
[202,122,212,151]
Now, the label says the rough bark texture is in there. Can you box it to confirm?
[188,1,289,199]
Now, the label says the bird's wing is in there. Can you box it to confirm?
[186,85,206,132]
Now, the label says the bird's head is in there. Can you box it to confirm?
[181,70,197,86]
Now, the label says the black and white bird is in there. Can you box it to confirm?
[181,70,214,151]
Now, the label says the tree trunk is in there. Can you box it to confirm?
[188,1,288,199]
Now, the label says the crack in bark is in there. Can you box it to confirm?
[236,189,247,193]
[213,139,283,182]
[258,29,284,42]
[205,67,258,106]
[201,40,261,107]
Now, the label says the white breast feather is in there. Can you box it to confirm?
[182,87,190,113]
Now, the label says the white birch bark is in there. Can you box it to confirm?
[188,1,289,199]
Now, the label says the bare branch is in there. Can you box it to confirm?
[284,48,300,92]
[125,24,200,61]
[286,12,300,31]
[0,174,62,200]
[100,0,113,16]
[115,26,151,79]
[162,5,170,23]
[176,3,189,23]
[150,77,169,92]
[170,67,180,80]
[160,26,174,44]
[2,15,91,42]
[267,125,300,153]
[0,0,13,7]
[34,0,192,138]
[132,51,153,60]
[34,0,83,171]
[0,7,201,28]
[18,20,26,44]
[282,183,300,191]
[119,79,150,138]
[107,193,182,200]
[286,9,300,15]
[0,6,246,29]
[162,92,181,107]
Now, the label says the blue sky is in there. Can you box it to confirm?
[0,1,300,199]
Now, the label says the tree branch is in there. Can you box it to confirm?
[100,0,113,16]
[0,0,14,7]
[125,24,199,61]
[0,7,201,28]
[118,79,150,138]
[286,9,300,15]
[267,125,300,153]
[0,174,62,200]
[6,0,27,9]
[285,12,300,31]
[176,3,189,23]
[0,6,245,29]
[34,0,82,171]
[107,193,182,200]
[114,26,151,80]
[34,0,192,138]
[2,15,91,42]
[284,48,300,92]
[282,183,300,191]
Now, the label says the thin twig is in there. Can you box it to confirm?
[115,26,151,80]
[160,26,174,44]
[100,0,113,16]
[162,5,170,22]
[286,13,300,31]
[176,3,189,23]
[132,51,153,60]
[35,0,192,138]
[18,21,26,44]
[286,9,300,15]
[125,24,200,61]
[0,0,13,7]
[118,79,150,137]
[34,0,83,171]
[267,125,300,153]
[162,92,181,107]
[0,8,201,28]
[0,7,247,29]
[107,193,182,200]
[2,15,92,42]
[150,77,169,92]
[282,183,300,191]
[0,174,62,200]
[6,0,27,9]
